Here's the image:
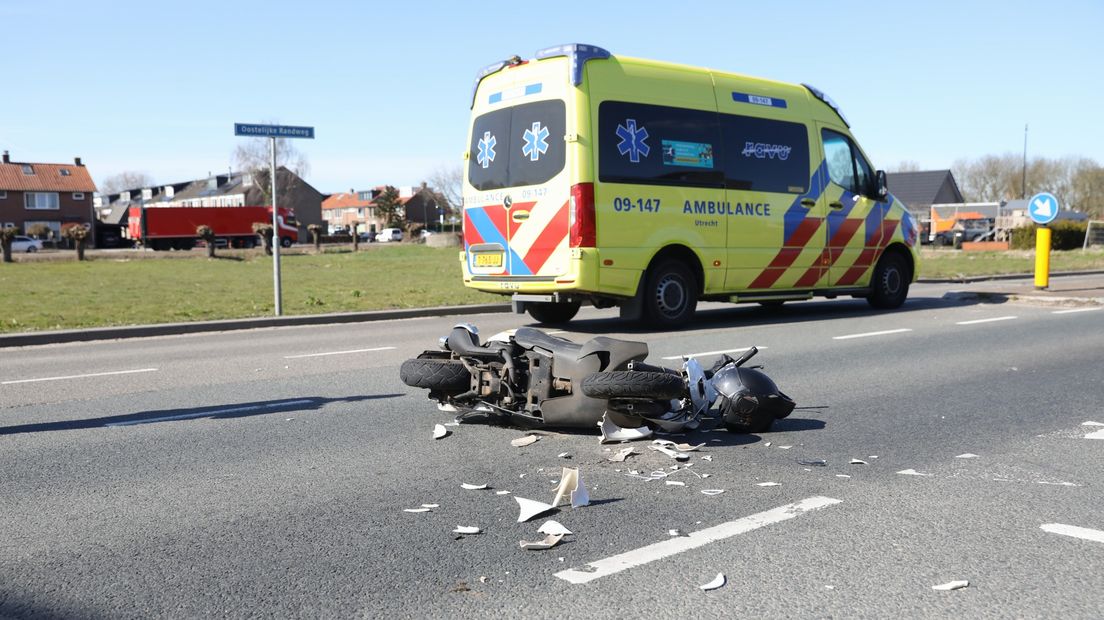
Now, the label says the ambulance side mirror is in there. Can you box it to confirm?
[875,170,889,201]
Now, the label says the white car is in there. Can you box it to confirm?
[377,228,403,243]
[11,235,43,253]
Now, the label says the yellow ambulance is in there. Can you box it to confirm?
[461,44,920,327]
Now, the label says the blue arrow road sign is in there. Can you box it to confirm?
[234,123,315,139]
[1028,192,1060,225]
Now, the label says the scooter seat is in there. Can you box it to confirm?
[513,327,582,357]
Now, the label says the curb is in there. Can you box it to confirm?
[0,303,512,349]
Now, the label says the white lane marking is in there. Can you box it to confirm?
[1053,307,1103,314]
[955,316,1017,325]
[832,328,911,341]
[284,346,395,359]
[105,398,316,427]
[1,368,159,385]
[553,496,841,584]
[1041,523,1104,545]
[661,346,765,361]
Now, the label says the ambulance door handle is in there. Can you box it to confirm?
[800,199,816,208]
[829,201,844,209]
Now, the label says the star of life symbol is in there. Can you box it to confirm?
[616,119,650,163]
[522,122,549,161]
[477,131,497,169]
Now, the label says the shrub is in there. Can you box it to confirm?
[1010,221,1087,250]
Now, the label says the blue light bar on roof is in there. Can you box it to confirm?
[534,43,611,86]
[803,83,850,128]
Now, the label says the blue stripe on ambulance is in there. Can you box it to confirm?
[782,160,829,242]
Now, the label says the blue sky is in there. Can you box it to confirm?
[2,0,1101,192]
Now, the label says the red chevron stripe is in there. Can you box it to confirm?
[519,201,566,274]
[834,219,900,286]
[793,217,866,287]
[749,217,823,289]
[463,210,484,247]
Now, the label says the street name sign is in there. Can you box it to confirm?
[234,123,315,139]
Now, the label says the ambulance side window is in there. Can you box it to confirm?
[821,129,876,197]
[719,115,809,193]
[598,101,724,188]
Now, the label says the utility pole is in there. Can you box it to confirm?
[1021,124,1028,200]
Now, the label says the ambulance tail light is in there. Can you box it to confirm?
[569,183,595,248]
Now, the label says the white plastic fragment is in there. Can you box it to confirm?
[764,442,772,447]
[653,439,705,452]
[421,504,440,508]
[699,573,726,591]
[932,580,969,591]
[557,452,572,459]
[552,467,591,507]
[850,459,868,465]
[649,443,690,461]
[756,482,781,487]
[669,529,682,536]
[897,469,932,476]
[701,455,713,462]
[519,533,564,550]
[537,520,573,536]
[777,445,792,450]
[701,489,725,496]
[836,474,851,479]
[433,424,449,440]
[609,447,638,462]
[403,508,431,513]
[1082,421,1104,426]
[452,526,482,535]
[515,497,556,523]
[598,414,653,443]
[955,453,980,459]
[700,474,711,479]
[495,490,511,495]
[461,483,489,490]
[666,481,686,486]
[511,435,540,447]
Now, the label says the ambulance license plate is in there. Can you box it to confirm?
[474,253,502,268]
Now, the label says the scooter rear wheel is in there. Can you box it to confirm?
[400,358,470,394]
[581,371,685,400]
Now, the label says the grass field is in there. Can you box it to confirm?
[3,245,1103,333]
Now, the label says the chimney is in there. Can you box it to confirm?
[74,156,83,166]
[2,151,9,164]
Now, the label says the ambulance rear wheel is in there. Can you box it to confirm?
[867,251,910,309]
[526,301,581,325]
[643,260,697,327]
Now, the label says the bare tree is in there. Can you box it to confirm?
[232,135,310,206]
[100,171,155,194]
[425,164,463,219]
[889,160,922,173]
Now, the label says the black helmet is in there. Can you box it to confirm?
[712,366,795,433]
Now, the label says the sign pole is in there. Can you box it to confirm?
[1034,225,1051,290]
[271,136,282,315]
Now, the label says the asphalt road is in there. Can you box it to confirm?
[2,279,1102,618]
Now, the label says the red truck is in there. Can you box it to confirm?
[127,206,299,250]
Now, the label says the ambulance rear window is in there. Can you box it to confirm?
[468,100,566,191]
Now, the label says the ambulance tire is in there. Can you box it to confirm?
[642,260,698,327]
[399,358,471,394]
[526,301,581,325]
[581,371,686,400]
[867,252,910,309]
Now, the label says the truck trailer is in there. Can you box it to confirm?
[127,206,299,250]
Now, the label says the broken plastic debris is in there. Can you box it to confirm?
[668,529,682,536]
[403,508,432,513]
[666,480,686,486]
[1082,421,1104,426]
[515,497,556,523]
[519,533,564,550]
[701,455,713,462]
[653,439,705,452]
[699,573,726,591]
[495,490,511,495]
[421,504,440,508]
[700,489,725,496]
[777,445,793,450]
[599,414,653,443]
[836,474,851,479]
[552,467,591,508]
[461,483,488,490]
[452,526,482,535]
[932,580,969,591]
[798,459,828,467]
[756,482,781,487]
[764,442,772,447]
[850,459,868,465]
[537,520,573,536]
[897,469,932,476]
[511,435,540,447]
[955,453,980,459]
[1036,481,1080,487]
[608,447,638,462]
[433,424,449,440]
[649,444,690,461]
[557,452,572,459]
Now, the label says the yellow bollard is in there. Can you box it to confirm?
[1034,226,1051,290]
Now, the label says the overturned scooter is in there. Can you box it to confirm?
[399,324,794,434]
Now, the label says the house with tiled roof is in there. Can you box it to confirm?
[885,170,964,217]
[321,184,441,234]
[0,150,97,243]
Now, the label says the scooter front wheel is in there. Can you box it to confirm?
[399,358,471,394]
[581,371,685,400]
